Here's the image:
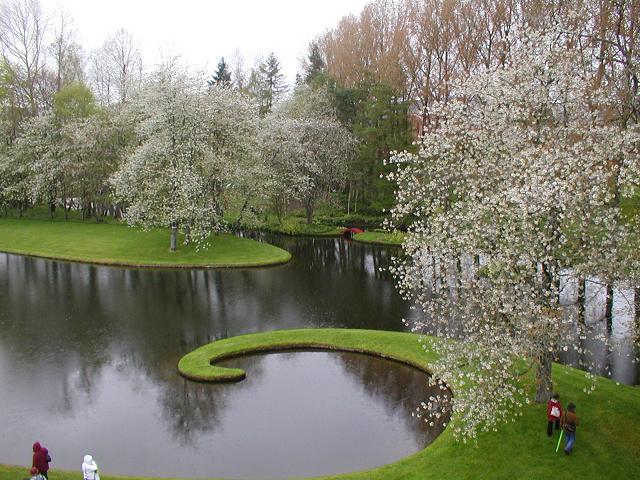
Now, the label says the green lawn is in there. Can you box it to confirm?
[176,328,640,480]
[263,218,344,237]
[353,230,405,246]
[0,218,291,267]
[3,328,638,479]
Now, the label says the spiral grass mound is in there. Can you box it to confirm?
[176,328,640,480]
[178,328,433,382]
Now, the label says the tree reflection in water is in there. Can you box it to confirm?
[0,234,635,477]
[0,237,417,476]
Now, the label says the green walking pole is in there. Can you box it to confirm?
[555,429,564,453]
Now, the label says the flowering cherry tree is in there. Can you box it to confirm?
[388,24,640,441]
[261,86,357,224]
[13,113,70,217]
[112,64,221,251]
[200,84,266,227]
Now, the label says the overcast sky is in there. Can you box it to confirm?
[45,0,371,84]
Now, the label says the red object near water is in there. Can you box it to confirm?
[344,227,364,238]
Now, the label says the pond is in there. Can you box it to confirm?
[0,235,427,478]
[0,234,636,477]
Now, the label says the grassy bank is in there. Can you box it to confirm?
[4,328,638,479]
[0,218,291,268]
[353,230,405,246]
[263,218,344,237]
[178,328,434,382]
[176,328,640,480]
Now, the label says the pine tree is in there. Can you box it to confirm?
[305,41,325,84]
[257,53,286,115]
[208,57,232,88]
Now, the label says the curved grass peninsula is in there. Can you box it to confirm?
[0,328,638,478]
[175,328,640,480]
[0,218,291,268]
[178,328,435,382]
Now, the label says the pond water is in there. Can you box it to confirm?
[0,235,430,478]
[0,233,636,477]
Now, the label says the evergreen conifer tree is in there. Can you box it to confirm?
[305,41,325,84]
[257,53,286,115]
[208,57,232,88]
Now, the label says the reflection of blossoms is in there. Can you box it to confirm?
[388,22,640,442]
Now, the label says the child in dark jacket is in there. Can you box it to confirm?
[546,393,562,436]
[32,442,50,479]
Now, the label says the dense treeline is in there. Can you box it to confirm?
[320,0,638,128]
[304,0,638,215]
[1,0,637,237]
[0,0,358,248]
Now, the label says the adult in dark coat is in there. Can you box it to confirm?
[32,442,51,479]
[561,403,580,454]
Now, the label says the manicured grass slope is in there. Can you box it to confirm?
[177,329,640,480]
[264,218,344,237]
[353,230,405,246]
[0,219,291,267]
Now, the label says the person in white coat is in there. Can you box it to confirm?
[82,454,100,480]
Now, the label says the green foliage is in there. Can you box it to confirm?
[262,216,343,236]
[0,60,9,104]
[621,190,640,221]
[53,83,97,120]
[313,212,385,228]
[305,41,325,84]
[0,204,118,222]
[328,77,415,213]
[209,57,232,87]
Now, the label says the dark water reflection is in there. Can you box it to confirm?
[2,234,635,477]
[0,235,427,477]
[417,254,639,385]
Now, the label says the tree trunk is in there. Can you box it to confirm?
[275,199,285,225]
[170,223,178,252]
[635,287,640,331]
[577,277,586,325]
[535,350,553,403]
[605,284,614,335]
[305,200,314,225]
[184,224,191,246]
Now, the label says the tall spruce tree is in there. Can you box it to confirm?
[305,41,325,84]
[257,53,286,115]
[209,57,232,88]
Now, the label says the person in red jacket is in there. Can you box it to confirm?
[32,442,51,479]
[546,393,563,436]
